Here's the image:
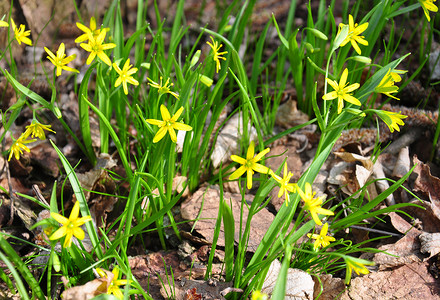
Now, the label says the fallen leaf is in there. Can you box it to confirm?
[413,156,440,210]
[160,279,232,300]
[313,274,345,300]
[340,261,440,299]
[419,232,440,260]
[180,184,275,252]
[60,269,112,300]
[373,220,422,270]
[392,147,410,178]
[275,99,309,128]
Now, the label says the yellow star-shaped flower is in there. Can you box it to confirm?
[96,267,129,299]
[49,201,92,248]
[322,68,361,114]
[206,36,228,73]
[344,256,374,284]
[229,141,271,189]
[297,182,334,225]
[376,110,407,133]
[8,135,36,161]
[0,20,8,27]
[307,222,336,250]
[338,14,369,55]
[113,59,139,95]
[147,77,179,99]
[272,163,296,205]
[75,17,109,43]
[80,30,116,66]
[252,290,268,300]
[374,69,401,100]
[44,43,79,77]
[23,120,55,140]
[419,0,438,22]
[146,105,193,143]
[11,19,32,46]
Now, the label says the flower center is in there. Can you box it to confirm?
[245,160,253,168]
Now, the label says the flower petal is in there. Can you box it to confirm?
[246,142,255,160]
[230,155,246,165]
[153,127,167,143]
[171,107,184,122]
[229,166,247,180]
[72,227,85,240]
[51,212,68,225]
[69,201,80,221]
[173,122,192,131]
[49,226,67,240]
[160,105,171,121]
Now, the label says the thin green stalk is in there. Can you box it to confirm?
[0,234,45,300]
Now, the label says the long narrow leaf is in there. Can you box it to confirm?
[50,141,103,259]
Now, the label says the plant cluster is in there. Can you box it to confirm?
[0,0,436,299]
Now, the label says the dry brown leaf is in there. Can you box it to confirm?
[373,221,422,270]
[160,279,232,300]
[413,156,440,211]
[419,232,440,260]
[275,99,310,128]
[401,200,440,233]
[392,147,410,178]
[60,269,113,300]
[334,152,373,170]
[180,185,275,252]
[312,274,345,300]
[340,261,440,299]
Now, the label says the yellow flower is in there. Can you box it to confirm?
[146,105,192,143]
[206,36,228,73]
[147,77,179,99]
[229,141,271,189]
[75,17,109,43]
[338,15,368,55]
[23,120,55,140]
[80,30,116,66]
[376,110,407,133]
[390,69,406,83]
[0,20,8,27]
[113,59,139,95]
[49,201,92,248]
[97,267,129,299]
[419,0,438,22]
[8,135,36,161]
[322,68,361,114]
[374,69,401,100]
[44,43,79,77]
[344,256,374,284]
[252,290,268,300]
[11,19,32,46]
[297,182,334,225]
[272,163,296,205]
[307,223,336,250]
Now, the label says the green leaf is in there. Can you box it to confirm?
[50,141,103,259]
[222,200,235,282]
